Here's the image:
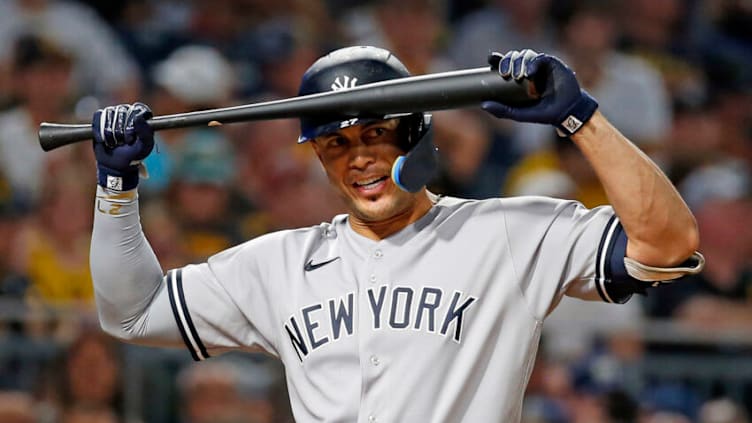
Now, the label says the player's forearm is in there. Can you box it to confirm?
[571,112,699,266]
[90,186,174,343]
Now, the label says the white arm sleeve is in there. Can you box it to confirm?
[90,187,183,347]
[91,187,277,361]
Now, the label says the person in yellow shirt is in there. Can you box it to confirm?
[17,169,94,305]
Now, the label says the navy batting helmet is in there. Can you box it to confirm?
[297,46,437,192]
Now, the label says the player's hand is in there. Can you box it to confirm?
[92,102,154,191]
[482,49,598,136]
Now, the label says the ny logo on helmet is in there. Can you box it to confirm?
[331,75,358,91]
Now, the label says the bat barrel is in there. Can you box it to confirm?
[39,67,532,151]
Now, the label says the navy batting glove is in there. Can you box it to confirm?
[92,102,154,191]
[482,49,598,136]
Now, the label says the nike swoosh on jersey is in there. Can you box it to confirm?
[304,257,340,271]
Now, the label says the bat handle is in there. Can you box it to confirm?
[38,123,93,152]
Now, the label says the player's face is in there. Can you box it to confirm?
[311,119,419,222]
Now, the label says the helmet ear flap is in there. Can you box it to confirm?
[396,113,432,152]
[391,113,438,193]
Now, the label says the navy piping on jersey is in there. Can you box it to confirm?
[166,269,210,361]
[594,216,637,304]
[594,215,618,302]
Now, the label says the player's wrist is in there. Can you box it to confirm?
[555,90,598,136]
[97,163,140,191]
[96,184,138,199]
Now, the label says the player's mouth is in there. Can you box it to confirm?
[352,175,389,195]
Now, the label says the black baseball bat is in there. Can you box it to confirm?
[39,66,533,152]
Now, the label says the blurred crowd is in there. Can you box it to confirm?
[0,0,750,422]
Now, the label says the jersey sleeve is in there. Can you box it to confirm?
[500,196,639,320]
[167,239,280,361]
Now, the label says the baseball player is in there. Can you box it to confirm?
[89,47,703,422]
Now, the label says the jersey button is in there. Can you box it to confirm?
[373,249,383,259]
[369,274,377,283]
[368,415,377,423]
[369,355,380,366]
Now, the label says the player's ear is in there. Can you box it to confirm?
[309,141,324,162]
[308,142,333,180]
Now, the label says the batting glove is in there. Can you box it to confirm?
[92,103,155,191]
[482,49,598,136]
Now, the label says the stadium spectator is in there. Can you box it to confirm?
[504,1,672,203]
[177,358,284,423]
[111,0,198,77]
[0,390,36,423]
[140,44,236,196]
[647,161,752,329]
[342,0,451,74]
[664,97,725,184]
[232,119,344,237]
[140,200,190,271]
[449,0,557,68]
[617,0,707,103]
[0,195,28,301]
[0,34,80,206]
[59,330,122,421]
[245,19,326,98]
[15,168,94,306]
[699,398,750,423]
[711,87,752,167]
[167,131,242,263]
[0,0,141,101]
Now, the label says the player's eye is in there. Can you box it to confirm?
[362,126,390,141]
[324,136,347,149]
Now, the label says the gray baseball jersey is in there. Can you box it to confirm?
[162,195,633,422]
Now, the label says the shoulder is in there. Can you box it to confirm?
[207,214,347,266]
[502,195,616,220]
[499,195,580,211]
[440,195,612,227]
[428,195,506,227]
[436,194,580,214]
[423,195,604,244]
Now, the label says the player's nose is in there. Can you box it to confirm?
[347,140,376,170]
